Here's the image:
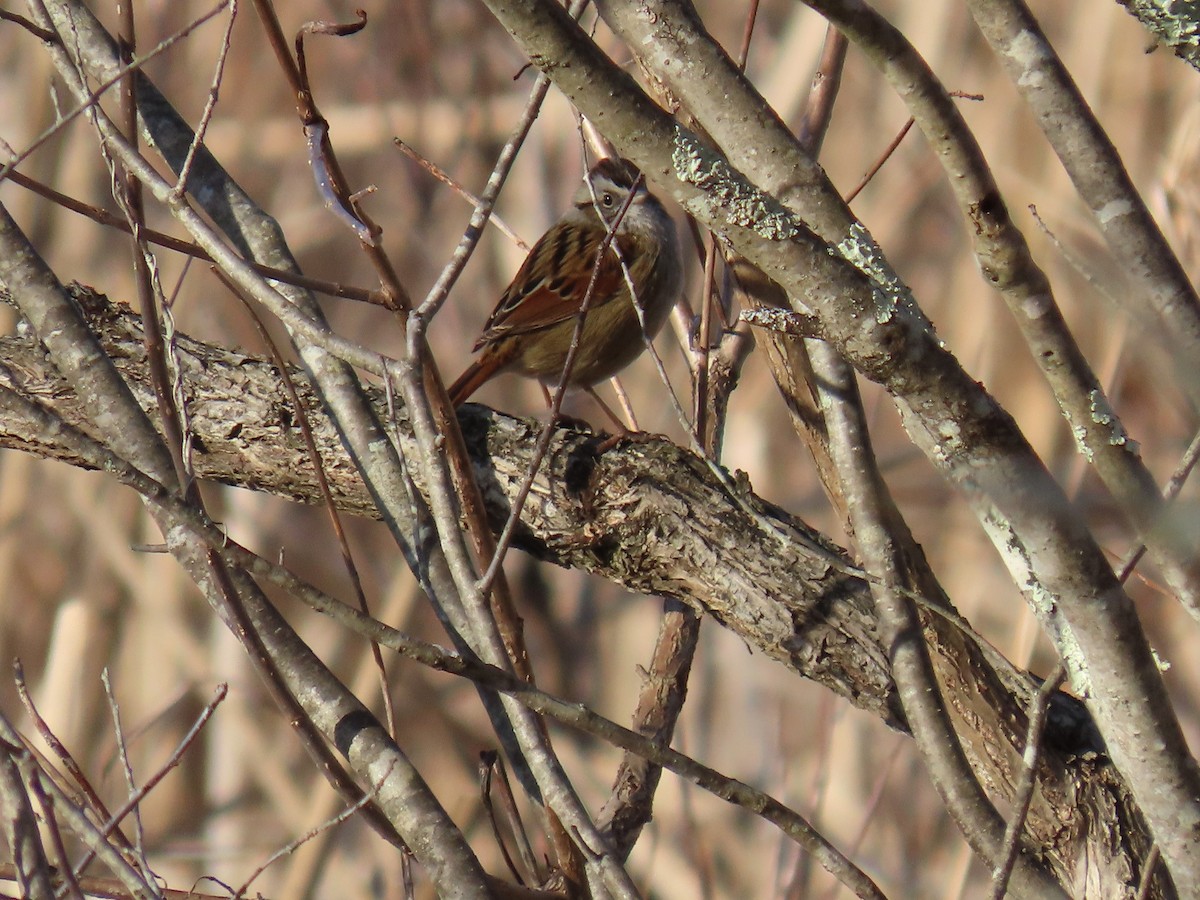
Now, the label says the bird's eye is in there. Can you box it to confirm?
[601,192,615,207]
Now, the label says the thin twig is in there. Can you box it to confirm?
[845,118,914,204]
[99,671,149,880]
[0,711,162,900]
[0,0,231,187]
[105,0,197,498]
[222,270,397,737]
[90,685,228,873]
[1136,844,1162,900]
[252,0,410,305]
[990,665,1067,900]
[0,735,55,900]
[2,168,381,303]
[232,768,382,900]
[479,752,538,886]
[394,138,528,250]
[26,767,84,900]
[798,26,848,154]
[172,0,238,198]
[736,0,761,68]
[1118,424,1200,580]
[609,375,640,431]
[11,662,131,856]
[692,233,719,444]
[0,8,60,42]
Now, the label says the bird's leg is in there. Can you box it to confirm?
[539,382,592,432]
[586,387,644,452]
[586,387,632,434]
[609,376,641,432]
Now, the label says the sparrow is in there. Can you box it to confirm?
[448,157,683,415]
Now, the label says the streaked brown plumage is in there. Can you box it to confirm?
[448,158,683,407]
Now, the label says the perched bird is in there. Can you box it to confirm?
[447,157,683,421]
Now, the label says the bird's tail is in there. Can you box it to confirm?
[447,357,497,406]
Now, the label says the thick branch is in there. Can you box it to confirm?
[504,1,1196,888]
[0,286,1169,896]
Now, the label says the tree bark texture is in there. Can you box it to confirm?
[0,285,1167,898]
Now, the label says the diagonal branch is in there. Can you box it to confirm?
[491,0,1200,889]
[0,284,1169,894]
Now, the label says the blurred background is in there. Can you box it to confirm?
[0,1,1197,896]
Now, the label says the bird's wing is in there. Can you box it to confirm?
[474,223,630,349]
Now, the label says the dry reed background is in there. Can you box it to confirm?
[0,1,1197,897]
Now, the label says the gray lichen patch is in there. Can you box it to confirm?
[670,127,802,241]
[834,222,908,319]
[1089,388,1138,451]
